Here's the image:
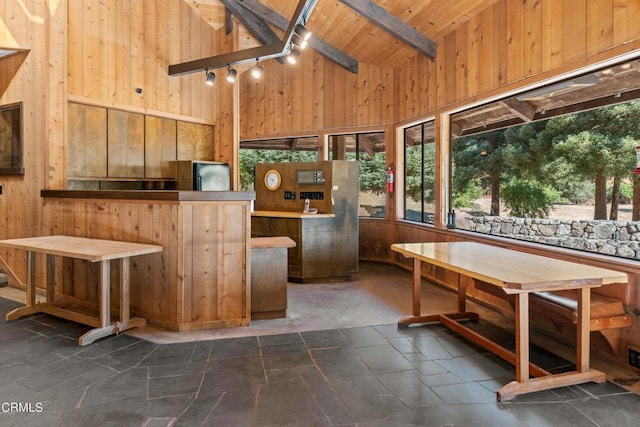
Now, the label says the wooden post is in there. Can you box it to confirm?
[46,254,56,302]
[99,260,110,328]
[515,293,530,383]
[576,287,591,372]
[119,258,130,325]
[412,257,421,316]
[27,251,36,307]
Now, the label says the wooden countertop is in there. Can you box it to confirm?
[41,190,255,202]
[252,210,335,218]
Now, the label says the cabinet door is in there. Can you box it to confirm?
[145,116,177,179]
[270,218,301,278]
[251,217,271,237]
[107,110,144,177]
[177,121,214,161]
[68,103,107,178]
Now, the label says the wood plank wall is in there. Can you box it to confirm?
[240,49,395,139]
[368,0,640,262]
[67,0,221,121]
[0,0,56,281]
[0,0,237,284]
[239,0,640,139]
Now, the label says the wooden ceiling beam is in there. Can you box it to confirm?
[220,0,285,64]
[169,0,315,76]
[339,0,436,60]
[359,139,375,156]
[238,0,359,73]
[500,98,537,122]
[225,8,233,35]
[538,89,640,120]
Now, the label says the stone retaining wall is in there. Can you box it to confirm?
[456,216,640,260]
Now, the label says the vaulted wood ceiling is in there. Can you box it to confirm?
[184,0,499,69]
[185,1,640,146]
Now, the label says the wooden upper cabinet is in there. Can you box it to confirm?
[177,121,214,161]
[68,103,107,178]
[145,116,177,179]
[68,102,213,181]
[107,110,144,178]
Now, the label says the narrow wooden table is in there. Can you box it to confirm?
[1,235,162,346]
[391,241,628,401]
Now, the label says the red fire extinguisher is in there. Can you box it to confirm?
[386,166,394,193]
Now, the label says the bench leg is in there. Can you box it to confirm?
[598,329,622,356]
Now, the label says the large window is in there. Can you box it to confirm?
[450,59,640,260]
[404,121,435,224]
[328,132,386,218]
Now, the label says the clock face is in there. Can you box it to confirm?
[264,170,281,190]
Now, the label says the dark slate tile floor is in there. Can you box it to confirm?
[1,296,639,427]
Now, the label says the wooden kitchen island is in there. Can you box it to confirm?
[40,190,254,331]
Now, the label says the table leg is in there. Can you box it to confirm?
[576,287,591,372]
[412,257,421,317]
[457,274,467,313]
[5,251,41,320]
[27,250,36,307]
[119,258,130,325]
[46,254,56,302]
[115,257,146,333]
[399,258,441,326]
[78,260,113,346]
[99,260,110,328]
[497,289,605,401]
[514,293,530,383]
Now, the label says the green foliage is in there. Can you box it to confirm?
[451,100,640,219]
[358,152,386,194]
[607,180,634,202]
[404,145,423,202]
[452,178,482,208]
[501,178,562,218]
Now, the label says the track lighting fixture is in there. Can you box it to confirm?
[226,66,237,83]
[251,60,263,79]
[195,23,312,82]
[286,47,301,65]
[295,24,312,42]
[205,70,216,86]
[292,33,308,50]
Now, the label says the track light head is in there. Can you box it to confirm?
[286,48,301,65]
[292,33,308,50]
[226,67,237,83]
[295,24,312,41]
[205,71,216,86]
[251,61,263,79]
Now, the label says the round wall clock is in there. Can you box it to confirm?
[264,169,282,191]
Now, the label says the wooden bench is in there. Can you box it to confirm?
[474,279,634,355]
[250,236,296,320]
